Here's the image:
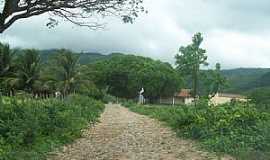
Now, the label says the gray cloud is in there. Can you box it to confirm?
[1,0,270,69]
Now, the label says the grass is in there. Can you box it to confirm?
[0,95,105,160]
[123,101,270,160]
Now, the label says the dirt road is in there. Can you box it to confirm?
[49,104,233,160]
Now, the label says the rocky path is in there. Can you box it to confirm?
[48,104,233,160]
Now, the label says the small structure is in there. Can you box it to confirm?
[211,93,247,105]
[159,89,194,105]
[174,89,194,105]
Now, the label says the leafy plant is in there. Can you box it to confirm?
[0,95,104,160]
[127,102,270,160]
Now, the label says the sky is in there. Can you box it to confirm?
[1,0,270,69]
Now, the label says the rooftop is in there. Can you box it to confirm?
[175,89,192,98]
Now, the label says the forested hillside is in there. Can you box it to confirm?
[39,49,110,64]
[38,51,270,94]
[221,68,270,93]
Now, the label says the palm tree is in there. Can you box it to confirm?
[0,43,16,95]
[15,49,41,93]
[49,49,80,96]
[0,43,15,77]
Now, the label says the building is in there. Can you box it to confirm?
[159,89,194,105]
[210,93,247,105]
[174,89,194,105]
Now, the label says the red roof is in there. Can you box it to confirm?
[175,89,191,98]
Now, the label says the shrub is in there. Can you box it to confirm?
[249,88,270,111]
[128,103,270,159]
[102,94,117,103]
[0,95,104,160]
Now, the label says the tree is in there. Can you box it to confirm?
[203,63,227,98]
[0,0,145,33]
[49,49,80,96]
[0,43,15,77]
[249,88,270,110]
[175,33,208,99]
[91,54,181,101]
[0,43,17,95]
[15,49,42,92]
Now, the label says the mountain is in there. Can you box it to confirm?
[245,71,270,90]
[221,68,270,94]
[38,50,270,94]
[39,49,109,64]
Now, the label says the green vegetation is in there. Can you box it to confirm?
[125,102,270,160]
[90,54,181,102]
[202,63,228,98]
[175,33,208,98]
[175,33,227,99]
[0,95,104,160]
[221,68,270,94]
[0,44,103,99]
[39,49,111,65]
[1,33,270,160]
[249,88,270,112]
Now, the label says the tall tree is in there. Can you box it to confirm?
[92,54,181,101]
[175,33,208,99]
[0,43,15,77]
[203,63,227,98]
[16,49,41,92]
[49,49,80,96]
[0,0,145,33]
[0,42,16,95]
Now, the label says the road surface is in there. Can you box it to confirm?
[48,104,233,160]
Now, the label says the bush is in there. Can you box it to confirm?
[0,95,104,160]
[121,99,137,108]
[102,94,117,103]
[128,103,270,159]
[249,88,270,111]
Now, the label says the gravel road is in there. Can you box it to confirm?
[48,104,233,160]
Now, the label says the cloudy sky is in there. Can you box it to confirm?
[1,0,270,69]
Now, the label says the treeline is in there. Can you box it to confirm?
[89,55,182,102]
[0,43,182,101]
[0,44,102,99]
[0,33,228,102]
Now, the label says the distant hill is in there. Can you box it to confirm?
[245,71,270,90]
[221,68,270,94]
[39,49,110,65]
[38,50,270,94]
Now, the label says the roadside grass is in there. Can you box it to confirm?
[0,95,105,160]
[124,101,270,160]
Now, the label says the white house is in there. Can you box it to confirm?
[210,93,247,105]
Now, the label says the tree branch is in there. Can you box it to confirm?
[0,0,145,33]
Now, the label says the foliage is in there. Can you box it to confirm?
[0,43,17,95]
[127,103,270,159]
[102,94,118,104]
[47,49,80,95]
[0,0,145,33]
[175,33,208,98]
[90,54,182,101]
[249,88,270,111]
[0,95,104,160]
[0,46,104,99]
[202,63,228,98]
[15,49,41,92]
[246,71,270,91]
[221,68,270,94]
